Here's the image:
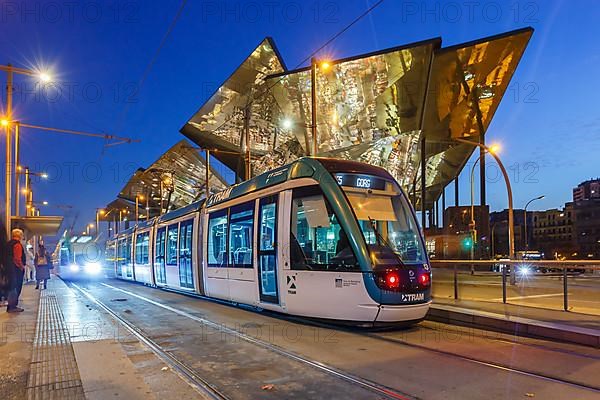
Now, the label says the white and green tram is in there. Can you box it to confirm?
[107,157,432,325]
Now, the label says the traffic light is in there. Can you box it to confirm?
[461,237,473,250]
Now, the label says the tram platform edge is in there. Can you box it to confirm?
[427,299,600,348]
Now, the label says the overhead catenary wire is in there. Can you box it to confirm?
[199,0,386,141]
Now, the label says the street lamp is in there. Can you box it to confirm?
[96,208,106,237]
[524,195,545,252]
[20,167,48,217]
[135,194,144,222]
[310,58,331,156]
[468,143,501,268]
[456,138,516,284]
[1,63,53,235]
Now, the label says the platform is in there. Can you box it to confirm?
[0,277,208,400]
[428,298,600,348]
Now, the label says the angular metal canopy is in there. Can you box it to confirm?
[181,28,533,210]
[106,140,228,218]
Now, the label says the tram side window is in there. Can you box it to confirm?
[126,236,132,264]
[290,186,360,272]
[135,232,149,264]
[208,210,228,267]
[229,202,254,268]
[166,224,178,265]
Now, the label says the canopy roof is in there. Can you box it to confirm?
[12,216,64,236]
[181,28,533,209]
[104,140,228,219]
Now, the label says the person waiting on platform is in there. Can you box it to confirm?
[35,244,51,290]
[6,228,26,313]
[25,242,35,283]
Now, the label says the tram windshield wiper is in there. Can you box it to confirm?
[367,216,404,267]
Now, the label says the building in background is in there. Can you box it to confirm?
[531,204,576,259]
[573,179,600,202]
[572,198,600,258]
[489,209,529,258]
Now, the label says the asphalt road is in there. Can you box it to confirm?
[56,277,600,399]
[431,268,600,315]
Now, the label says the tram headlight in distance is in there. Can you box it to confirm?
[518,264,531,276]
[69,264,80,273]
[85,262,102,275]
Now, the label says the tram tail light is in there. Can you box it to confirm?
[374,269,402,291]
[419,272,431,287]
[385,271,401,289]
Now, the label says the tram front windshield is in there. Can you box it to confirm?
[342,179,427,265]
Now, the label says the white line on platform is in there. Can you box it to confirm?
[491,293,564,301]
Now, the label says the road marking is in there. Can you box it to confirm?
[491,293,564,301]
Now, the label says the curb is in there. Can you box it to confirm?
[426,304,600,348]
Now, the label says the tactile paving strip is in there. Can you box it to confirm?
[27,290,85,400]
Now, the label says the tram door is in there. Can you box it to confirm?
[258,196,279,303]
[154,227,167,285]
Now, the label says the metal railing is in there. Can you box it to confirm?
[430,259,600,312]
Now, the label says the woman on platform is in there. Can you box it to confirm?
[35,244,51,290]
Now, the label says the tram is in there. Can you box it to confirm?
[53,232,105,279]
[106,158,432,325]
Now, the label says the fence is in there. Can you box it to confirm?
[429,259,600,312]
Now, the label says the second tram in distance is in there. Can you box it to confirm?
[106,157,432,325]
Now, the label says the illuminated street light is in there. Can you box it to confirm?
[282,118,293,130]
[1,62,55,234]
[310,58,332,156]
[38,72,52,83]
[42,201,48,205]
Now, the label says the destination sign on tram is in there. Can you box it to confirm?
[334,173,386,190]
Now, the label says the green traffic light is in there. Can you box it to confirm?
[462,237,473,249]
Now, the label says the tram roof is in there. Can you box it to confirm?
[181,28,534,210]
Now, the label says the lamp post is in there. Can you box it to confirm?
[135,194,144,222]
[96,208,106,237]
[524,195,545,252]
[456,138,516,284]
[1,64,52,235]
[468,144,500,270]
[22,167,48,216]
[310,58,330,156]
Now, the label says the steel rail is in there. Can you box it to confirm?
[70,283,230,400]
[99,282,414,400]
[101,281,600,396]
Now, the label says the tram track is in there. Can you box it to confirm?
[70,282,230,400]
[70,281,415,400]
[88,280,600,397]
[276,313,600,394]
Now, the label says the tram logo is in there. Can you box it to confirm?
[401,293,425,302]
[287,275,297,294]
[207,187,233,206]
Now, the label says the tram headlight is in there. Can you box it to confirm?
[69,264,80,273]
[518,264,531,276]
[84,262,102,275]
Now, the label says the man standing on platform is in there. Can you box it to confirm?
[6,229,26,313]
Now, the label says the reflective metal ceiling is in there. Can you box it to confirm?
[106,140,228,218]
[181,28,533,210]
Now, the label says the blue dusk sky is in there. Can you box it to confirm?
[1,0,599,237]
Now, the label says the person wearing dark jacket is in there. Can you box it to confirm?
[35,244,51,290]
[7,229,26,313]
